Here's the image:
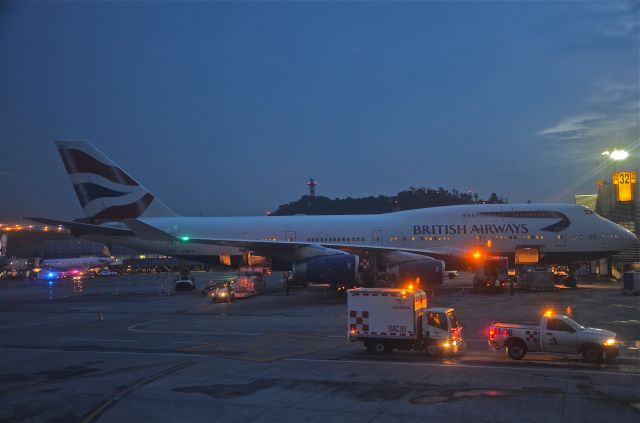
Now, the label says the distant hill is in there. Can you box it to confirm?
[271,187,507,215]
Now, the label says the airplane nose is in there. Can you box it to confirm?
[617,225,638,248]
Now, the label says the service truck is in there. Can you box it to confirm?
[473,256,509,293]
[234,267,266,298]
[488,311,619,363]
[347,288,463,356]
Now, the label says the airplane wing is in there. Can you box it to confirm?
[24,217,135,237]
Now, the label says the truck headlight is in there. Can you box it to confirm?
[442,341,451,348]
[604,338,616,346]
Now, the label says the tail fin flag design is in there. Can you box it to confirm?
[56,140,177,222]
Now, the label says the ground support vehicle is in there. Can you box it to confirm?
[552,266,577,288]
[209,284,235,303]
[347,288,463,357]
[519,270,557,291]
[174,278,196,291]
[473,256,509,293]
[235,267,266,298]
[488,312,619,363]
[282,271,307,295]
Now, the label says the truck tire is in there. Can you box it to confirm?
[424,343,439,357]
[365,342,374,354]
[582,345,603,363]
[506,340,527,360]
[372,341,389,355]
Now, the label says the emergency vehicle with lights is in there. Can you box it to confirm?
[488,311,619,363]
[347,288,463,356]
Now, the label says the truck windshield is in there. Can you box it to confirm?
[427,312,448,331]
[447,311,460,329]
[565,316,586,330]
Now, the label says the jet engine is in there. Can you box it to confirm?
[292,254,359,287]
[387,256,445,287]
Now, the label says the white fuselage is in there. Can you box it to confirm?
[83,203,637,263]
[41,257,113,271]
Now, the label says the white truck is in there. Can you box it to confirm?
[347,288,463,356]
[488,311,619,363]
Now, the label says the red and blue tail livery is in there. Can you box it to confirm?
[56,141,176,222]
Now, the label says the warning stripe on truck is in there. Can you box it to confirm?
[351,292,403,297]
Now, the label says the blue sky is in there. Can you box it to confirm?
[1,1,638,219]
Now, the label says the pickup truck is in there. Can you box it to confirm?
[348,288,463,357]
[488,312,619,363]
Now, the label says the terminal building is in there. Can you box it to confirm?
[576,169,639,275]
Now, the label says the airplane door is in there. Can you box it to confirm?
[556,230,567,247]
[285,231,296,242]
[474,233,484,247]
[372,230,383,246]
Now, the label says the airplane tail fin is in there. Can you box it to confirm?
[55,140,178,222]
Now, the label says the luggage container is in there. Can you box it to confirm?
[622,271,640,295]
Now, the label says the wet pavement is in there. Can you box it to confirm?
[0,271,638,422]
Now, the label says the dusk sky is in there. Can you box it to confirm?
[1,1,638,220]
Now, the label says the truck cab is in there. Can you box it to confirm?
[539,314,616,358]
[421,307,463,356]
[489,311,619,363]
[347,288,463,357]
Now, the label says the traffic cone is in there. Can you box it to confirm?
[98,312,104,321]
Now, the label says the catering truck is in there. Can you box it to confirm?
[347,288,463,356]
[488,311,619,363]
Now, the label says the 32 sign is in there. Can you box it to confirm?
[612,171,637,185]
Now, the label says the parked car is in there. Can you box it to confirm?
[175,278,196,291]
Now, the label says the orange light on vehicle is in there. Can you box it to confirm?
[472,250,482,259]
[544,309,553,317]
[407,284,414,292]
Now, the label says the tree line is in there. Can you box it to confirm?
[271,187,507,215]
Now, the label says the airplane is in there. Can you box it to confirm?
[36,246,120,279]
[26,141,638,289]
